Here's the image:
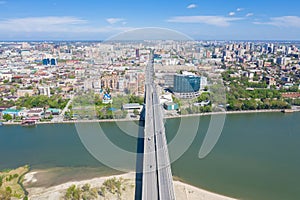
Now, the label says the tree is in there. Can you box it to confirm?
[64,185,81,200]
[64,184,98,200]
[129,95,143,104]
[133,109,139,115]
[242,100,257,110]
[10,88,16,95]
[288,85,299,92]
[198,92,210,102]
[3,114,13,121]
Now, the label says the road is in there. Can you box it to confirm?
[51,95,73,123]
[141,50,176,200]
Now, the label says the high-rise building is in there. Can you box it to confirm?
[42,58,50,65]
[173,73,200,99]
[42,58,57,66]
[136,49,140,59]
[50,58,57,66]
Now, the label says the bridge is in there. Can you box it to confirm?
[141,50,176,200]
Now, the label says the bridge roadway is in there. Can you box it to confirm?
[141,50,176,200]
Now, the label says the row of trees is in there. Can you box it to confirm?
[7,95,68,109]
[64,178,126,200]
[222,71,295,111]
[227,99,290,111]
[64,184,98,200]
[180,105,212,115]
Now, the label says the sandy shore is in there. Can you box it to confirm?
[24,171,237,200]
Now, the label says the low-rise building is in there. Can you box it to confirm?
[46,108,61,115]
[2,109,21,118]
[163,102,179,110]
[27,108,44,118]
[17,89,35,98]
[122,103,143,111]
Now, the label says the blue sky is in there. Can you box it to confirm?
[0,0,300,40]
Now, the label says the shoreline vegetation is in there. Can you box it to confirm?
[0,166,237,199]
[2,108,298,125]
[23,170,236,200]
[0,165,30,200]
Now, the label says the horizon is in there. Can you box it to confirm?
[1,39,300,42]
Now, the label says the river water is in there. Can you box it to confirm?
[0,112,300,200]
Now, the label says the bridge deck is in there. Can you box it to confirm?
[141,50,176,200]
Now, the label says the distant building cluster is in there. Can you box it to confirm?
[1,40,300,121]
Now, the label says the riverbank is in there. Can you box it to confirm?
[0,165,29,199]
[3,108,297,126]
[165,109,285,119]
[24,170,236,200]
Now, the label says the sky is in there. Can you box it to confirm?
[0,0,300,40]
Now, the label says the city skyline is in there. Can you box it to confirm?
[0,0,300,40]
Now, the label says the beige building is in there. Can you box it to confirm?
[101,74,118,91]
[17,89,35,98]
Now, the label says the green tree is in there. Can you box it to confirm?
[197,92,210,102]
[133,109,139,115]
[64,185,81,200]
[3,114,13,121]
[129,95,144,104]
[288,86,299,92]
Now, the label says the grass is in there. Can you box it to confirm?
[0,165,30,199]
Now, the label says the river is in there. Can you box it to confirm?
[0,112,299,200]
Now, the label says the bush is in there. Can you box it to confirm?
[65,185,81,200]
[3,114,13,121]
[64,184,98,200]
[102,178,124,196]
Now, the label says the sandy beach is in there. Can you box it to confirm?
[24,171,237,200]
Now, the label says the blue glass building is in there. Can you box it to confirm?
[50,58,57,66]
[42,58,50,65]
[173,74,201,98]
[42,58,57,66]
[173,74,200,93]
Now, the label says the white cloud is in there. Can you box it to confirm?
[236,8,243,12]
[229,12,235,16]
[0,16,87,32]
[0,16,132,34]
[187,4,197,9]
[106,18,125,24]
[254,16,300,27]
[167,15,242,27]
[246,13,254,17]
